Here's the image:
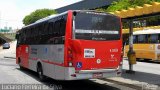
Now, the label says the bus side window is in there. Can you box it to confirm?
[133,35,137,44]
[158,34,160,43]
[34,26,39,44]
[148,34,151,43]
[48,22,53,35]
[33,26,36,44]
[39,25,43,36]
[53,37,65,44]
[145,34,148,43]
[16,32,21,47]
[58,36,65,44]
[138,34,146,43]
[55,19,61,37]
[54,37,59,44]
[44,22,48,35]
[60,16,67,36]
[150,34,158,43]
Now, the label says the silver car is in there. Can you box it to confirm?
[2,43,10,49]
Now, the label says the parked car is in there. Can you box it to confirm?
[2,43,10,49]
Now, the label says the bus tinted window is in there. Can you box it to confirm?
[150,34,158,43]
[60,18,66,36]
[138,35,147,43]
[19,14,67,45]
[74,12,120,41]
[55,20,60,36]
[133,35,137,43]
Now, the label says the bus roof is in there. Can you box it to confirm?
[133,29,160,35]
[23,11,68,29]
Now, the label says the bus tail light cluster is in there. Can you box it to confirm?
[120,51,123,65]
[68,48,73,67]
[69,62,73,67]
[121,51,124,58]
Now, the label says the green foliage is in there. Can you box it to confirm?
[98,0,160,12]
[107,0,131,12]
[23,9,57,25]
[97,0,160,28]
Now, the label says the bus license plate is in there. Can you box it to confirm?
[93,73,103,78]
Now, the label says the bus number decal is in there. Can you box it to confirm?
[84,49,95,58]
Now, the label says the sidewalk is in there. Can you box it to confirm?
[104,60,160,90]
[106,70,160,89]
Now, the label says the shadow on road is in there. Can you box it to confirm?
[16,68,120,90]
[122,70,160,85]
[136,59,160,64]
[124,58,160,64]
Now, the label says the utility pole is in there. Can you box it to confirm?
[126,19,136,74]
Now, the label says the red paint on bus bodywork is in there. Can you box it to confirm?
[69,39,122,70]
[16,45,29,68]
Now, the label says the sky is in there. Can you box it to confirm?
[0,0,82,30]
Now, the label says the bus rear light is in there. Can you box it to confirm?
[121,51,124,58]
[120,51,123,66]
[68,48,73,67]
[68,48,73,59]
[71,74,77,77]
[69,62,73,67]
[68,49,72,54]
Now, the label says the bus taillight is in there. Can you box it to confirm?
[69,61,73,67]
[120,51,123,66]
[68,48,73,67]
[121,51,124,58]
[68,48,73,59]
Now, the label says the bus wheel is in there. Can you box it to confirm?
[19,65,24,70]
[37,64,46,82]
[18,58,24,70]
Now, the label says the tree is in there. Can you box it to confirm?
[97,0,160,12]
[23,9,57,25]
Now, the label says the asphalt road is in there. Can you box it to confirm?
[123,58,160,85]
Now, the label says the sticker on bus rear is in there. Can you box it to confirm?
[84,49,95,58]
[76,62,82,68]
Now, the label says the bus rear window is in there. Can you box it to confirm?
[74,12,121,41]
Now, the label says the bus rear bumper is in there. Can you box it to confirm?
[65,67,122,80]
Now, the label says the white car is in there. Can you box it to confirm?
[2,43,10,49]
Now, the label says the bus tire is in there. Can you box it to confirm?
[18,58,24,70]
[19,65,24,70]
[37,64,46,82]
